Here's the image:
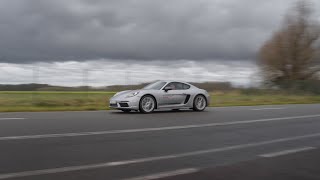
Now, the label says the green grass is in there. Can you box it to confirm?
[0,91,320,112]
[0,91,115,112]
[211,91,320,107]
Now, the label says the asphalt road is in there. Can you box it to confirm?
[0,104,320,180]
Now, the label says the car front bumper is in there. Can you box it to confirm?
[109,96,140,110]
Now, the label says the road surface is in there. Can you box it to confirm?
[0,104,320,179]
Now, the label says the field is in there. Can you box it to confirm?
[1,91,320,112]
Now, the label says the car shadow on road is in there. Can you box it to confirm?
[110,109,210,114]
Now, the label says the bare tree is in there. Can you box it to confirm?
[259,0,320,88]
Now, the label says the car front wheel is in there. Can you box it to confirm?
[139,95,156,113]
[193,95,207,111]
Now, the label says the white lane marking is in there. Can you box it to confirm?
[259,146,316,158]
[124,168,199,180]
[0,133,320,179]
[0,118,26,121]
[251,107,286,111]
[1,114,320,141]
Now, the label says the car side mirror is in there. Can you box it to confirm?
[164,86,172,92]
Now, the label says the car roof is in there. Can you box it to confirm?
[158,80,194,86]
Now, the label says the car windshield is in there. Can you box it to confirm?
[143,81,167,90]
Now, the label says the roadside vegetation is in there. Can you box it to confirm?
[1,90,320,112]
[259,1,320,91]
[212,90,320,107]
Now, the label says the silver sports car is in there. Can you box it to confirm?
[109,80,210,113]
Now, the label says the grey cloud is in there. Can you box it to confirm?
[0,0,318,63]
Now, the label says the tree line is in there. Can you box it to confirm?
[259,0,320,92]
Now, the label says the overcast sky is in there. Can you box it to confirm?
[0,0,319,86]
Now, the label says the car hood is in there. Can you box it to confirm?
[112,89,141,98]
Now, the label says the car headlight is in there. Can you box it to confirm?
[113,92,120,97]
[126,91,139,98]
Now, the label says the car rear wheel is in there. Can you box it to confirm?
[139,95,156,113]
[193,95,207,111]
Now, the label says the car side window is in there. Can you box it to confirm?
[164,82,177,90]
[182,83,190,90]
[175,83,184,90]
[164,82,190,90]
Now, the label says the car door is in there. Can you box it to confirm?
[174,82,192,104]
[161,82,187,105]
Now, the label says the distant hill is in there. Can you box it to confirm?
[0,81,234,92]
[0,84,52,91]
[0,84,90,91]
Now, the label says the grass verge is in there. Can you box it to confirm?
[0,91,320,112]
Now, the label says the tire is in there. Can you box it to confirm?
[121,109,131,113]
[139,95,156,113]
[193,95,207,111]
